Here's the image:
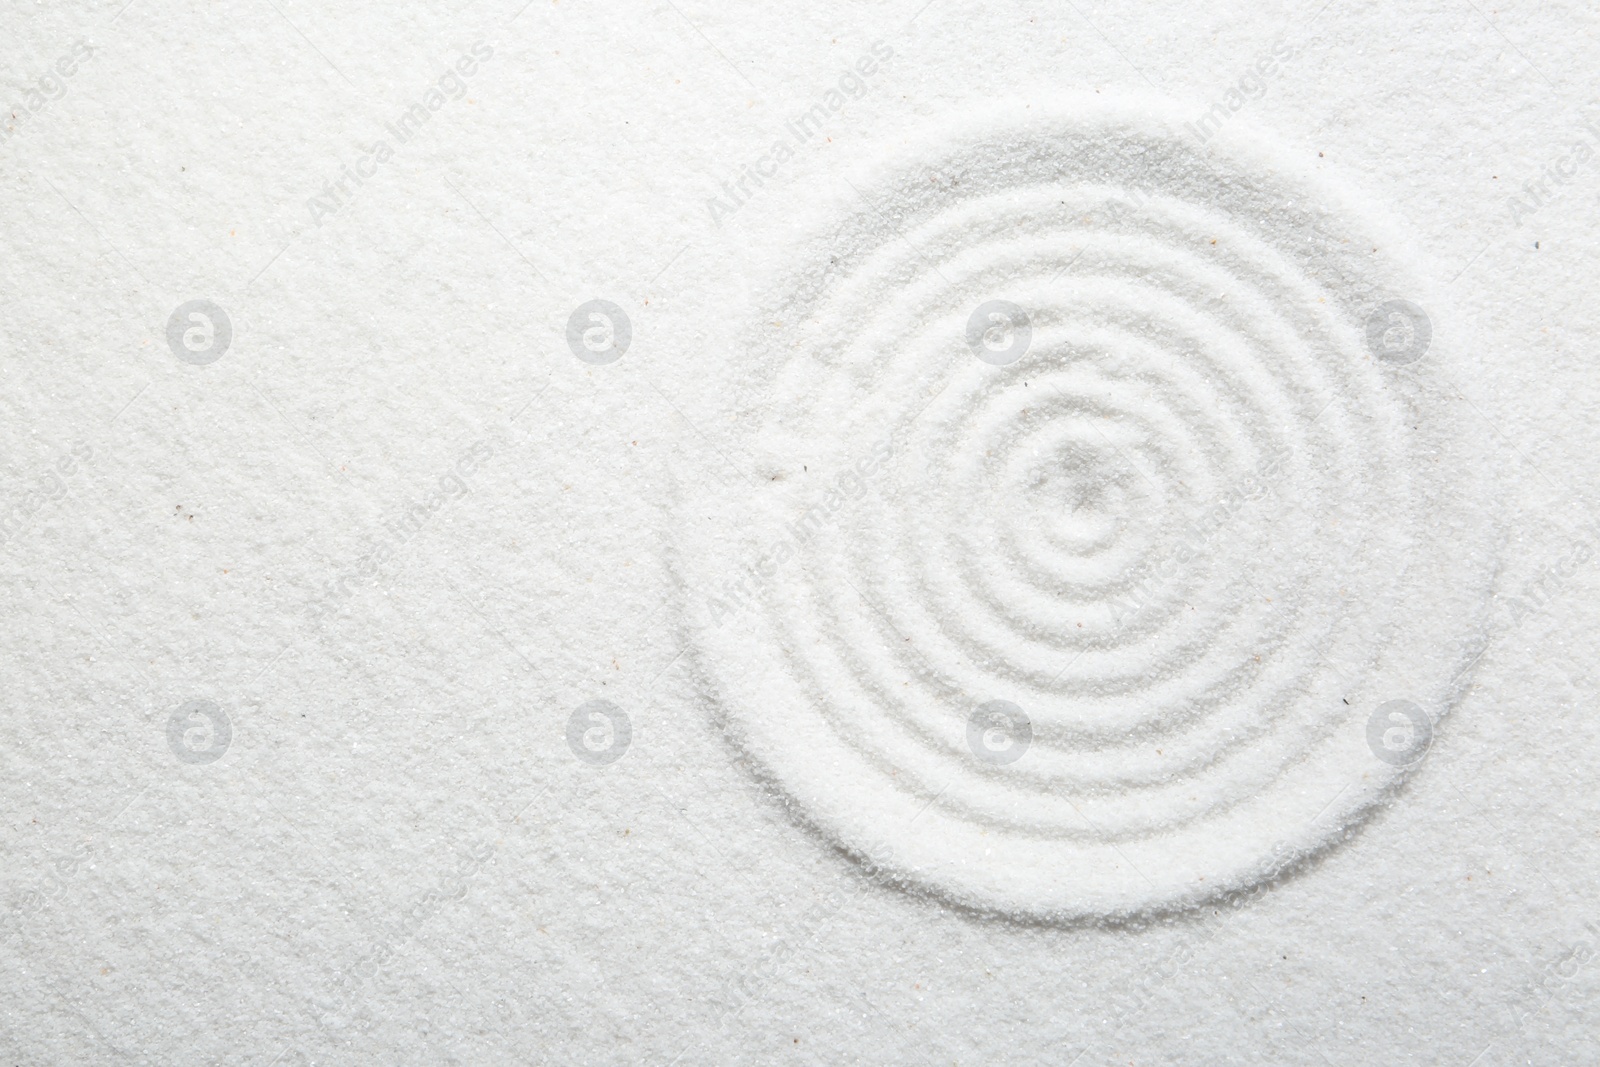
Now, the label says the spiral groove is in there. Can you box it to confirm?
[679,104,1494,920]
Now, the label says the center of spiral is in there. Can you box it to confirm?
[1016,436,1133,555]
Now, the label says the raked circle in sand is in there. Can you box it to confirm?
[678,100,1496,922]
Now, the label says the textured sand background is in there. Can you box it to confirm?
[2,1,1599,1064]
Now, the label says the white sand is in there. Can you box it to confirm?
[2,2,1597,1064]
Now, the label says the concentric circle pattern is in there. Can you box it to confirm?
[678,103,1495,921]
